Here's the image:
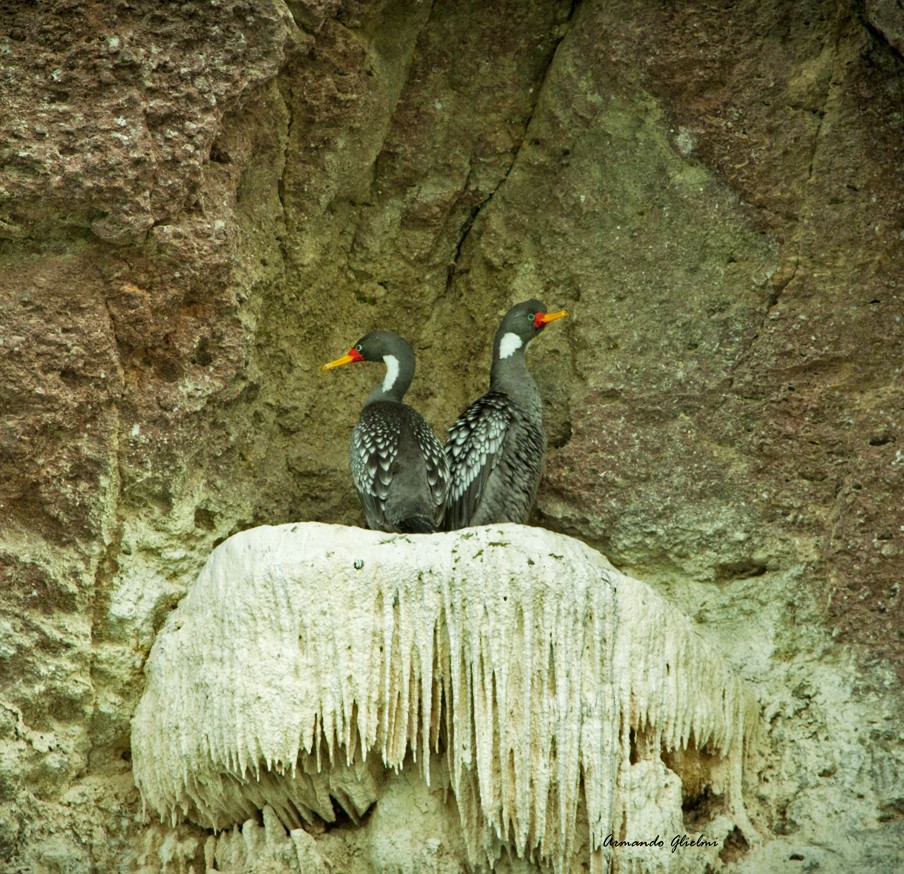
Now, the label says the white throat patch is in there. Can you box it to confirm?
[498,332,524,360]
[382,354,400,392]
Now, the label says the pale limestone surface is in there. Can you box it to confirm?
[132,523,757,874]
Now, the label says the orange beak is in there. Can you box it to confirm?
[321,348,364,371]
[534,309,568,329]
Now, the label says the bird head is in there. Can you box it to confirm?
[321,331,415,398]
[496,299,568,359]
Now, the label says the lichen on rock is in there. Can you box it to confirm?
[131,523,758,873]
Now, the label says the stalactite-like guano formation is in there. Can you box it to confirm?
[131,523,759,873]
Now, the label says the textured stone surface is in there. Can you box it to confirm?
[0,0,291,241]
[538,0,904,674]
[866,0,904,56]
[0,0,902,871]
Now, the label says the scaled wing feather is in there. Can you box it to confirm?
[414,416,451,517]
[444,392,512,529]
[351,412,400,529]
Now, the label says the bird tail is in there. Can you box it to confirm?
[398,516,437,534]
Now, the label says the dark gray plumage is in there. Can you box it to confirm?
[443,300,567,530]
[322,330,448,533]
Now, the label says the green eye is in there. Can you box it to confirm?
[528,313,535,321]
[355,344,362,352]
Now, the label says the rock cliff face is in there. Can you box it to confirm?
[0,0,901,872]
